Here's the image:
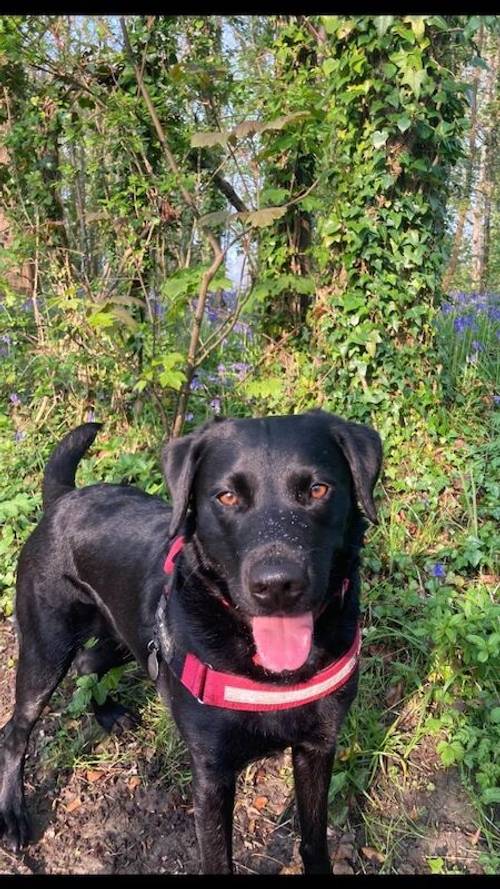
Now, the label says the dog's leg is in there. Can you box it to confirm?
[74,635,138,735]
[190,756,236,874]
[292,742,335,874]
[0,622,78,851]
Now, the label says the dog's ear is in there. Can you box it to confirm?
[162,418,224,538]
[326,413,383,523]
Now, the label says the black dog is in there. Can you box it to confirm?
[0,410,382,873]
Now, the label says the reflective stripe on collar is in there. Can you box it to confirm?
[178,625,361,712]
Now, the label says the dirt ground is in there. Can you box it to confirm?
[0,619,487,875]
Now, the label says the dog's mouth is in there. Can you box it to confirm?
[251,612,313,673]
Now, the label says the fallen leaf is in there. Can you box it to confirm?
[86,769,106,783]
[280,864,302,874]
[128,776,141,791]
[253,796,268,810]
[362,846,385,864]
[65,796,83,813]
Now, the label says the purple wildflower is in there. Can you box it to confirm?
[190,376,203,391]
[9,393,21,406]
[493,395,500,406]
[14,430,26,442]
[185,412,194,422]
[222,290,238,310]
[206,308,218,324]
[151,298,165,319]
[86,410,96,422]
[217,363,227,378]
[231,362,251,380]
[471,340,483,352]
[431,563,446,578]
[210,397,221,415]
[453,316,476,334]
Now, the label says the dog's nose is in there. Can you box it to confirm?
[248,560,307,610]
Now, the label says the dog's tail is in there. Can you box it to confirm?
[42,422,103,510]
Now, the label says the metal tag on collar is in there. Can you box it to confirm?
[147,639,160,681]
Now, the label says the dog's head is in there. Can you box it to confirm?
[162,410,382,672]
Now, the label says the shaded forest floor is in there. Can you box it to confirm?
[0,619,488,875]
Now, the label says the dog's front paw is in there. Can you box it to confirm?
[0,798,32,852]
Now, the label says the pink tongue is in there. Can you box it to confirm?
[251,612,313,673]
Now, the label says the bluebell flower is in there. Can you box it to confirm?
[210,397,221,415]
[453,316,476,333]
[150,298,165,319]
[217,363,227,378]
[431,563,446,578]
[222,290,238,310]
[86,410,96,422]
[9,393,21,406]
[14,430,26,442]
[234,321,252,337]
[190,376,203,391]
[471,340,483,352]
[185,412,194,422]
[493,395,500,406]
[231,362,251,380]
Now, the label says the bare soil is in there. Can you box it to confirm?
[0,619,487,875]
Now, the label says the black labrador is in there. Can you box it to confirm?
[0,410,382,873]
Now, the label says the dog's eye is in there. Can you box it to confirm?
[217,490,240,507]
[310,483,329,501]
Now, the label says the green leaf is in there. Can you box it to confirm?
[111,306,138,332]
[322,16,339,35]
[323,58,336,77]
[245,206,287,228]
[404,16,426,42]
[481,787,500,806]
[198,209,234,228]
[191,131,230,148]
[396,113,411,133]
[402,68,427,100]
[374,16,394,37]
[158,369,185,391]
[88,310,115,329]
[372,130,389,149]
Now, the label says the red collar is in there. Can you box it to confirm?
[161,536,360,712]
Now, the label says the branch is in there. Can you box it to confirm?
[120,16,224,439]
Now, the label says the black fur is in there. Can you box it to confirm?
[0,410,382,873]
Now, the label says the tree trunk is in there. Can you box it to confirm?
[442,25,484,292]
[479,39,499,292]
